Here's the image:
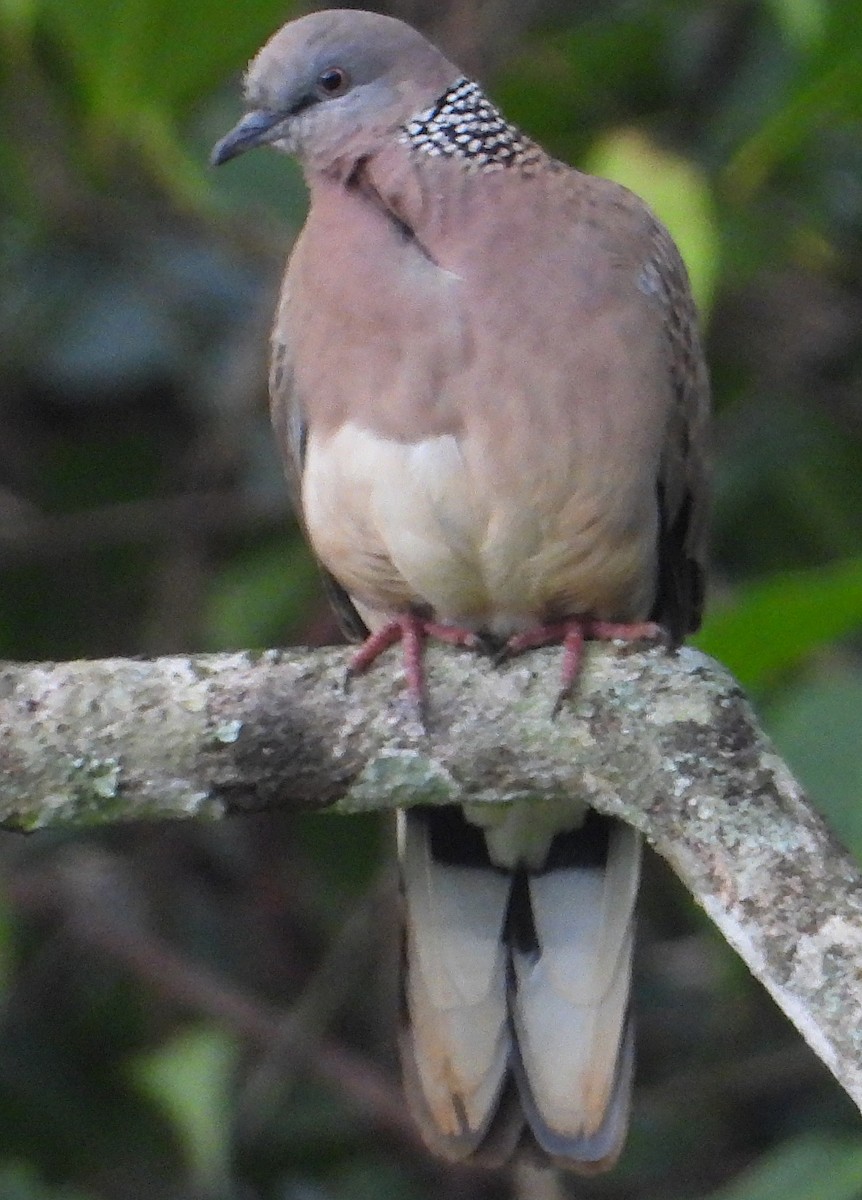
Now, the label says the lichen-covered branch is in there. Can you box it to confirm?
[1,644,861,1117]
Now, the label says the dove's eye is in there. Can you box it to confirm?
[317,67,350,97]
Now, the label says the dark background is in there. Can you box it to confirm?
[1,0,862,1197]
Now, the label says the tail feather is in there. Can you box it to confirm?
[399,806,641,1170]
[398,808,515,1156]
[510,822,640,1162]
[514,1022,635,1171]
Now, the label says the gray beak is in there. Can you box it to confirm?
[210,109,284,166]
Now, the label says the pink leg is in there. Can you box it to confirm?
[502,617,666,715]
[347,614,479,724]
[348,621,404,675]
[501,622,572,656]
[586,619,664,643]
[555,624,587,715]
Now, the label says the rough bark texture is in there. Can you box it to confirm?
[1,643,860,1116]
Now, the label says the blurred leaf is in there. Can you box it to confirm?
[703,1134,862,1200]
[767,668,862,858]
[695,557,862,689]
[132,1025,238,1193]
[203,539,321,651]
[766,0,827,50]
[726,1,862,197]
[726,53,862,199]
[39,0,297,117]
[714,399,862,573]
[0,0,36,34]
[585,128,719,313]
[30,0,300,202]
[295,813,385,901]
[0,1163,94,1199]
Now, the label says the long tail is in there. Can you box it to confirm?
[398,805,641,1171]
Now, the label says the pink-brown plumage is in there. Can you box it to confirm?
[213,8,709,1171]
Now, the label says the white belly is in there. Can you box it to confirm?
[301,422,656,629]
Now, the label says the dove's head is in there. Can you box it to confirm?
[211,9,458,173]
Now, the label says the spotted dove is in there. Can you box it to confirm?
[213,8,709,1172]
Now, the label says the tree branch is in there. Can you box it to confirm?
[1,644,860,1118]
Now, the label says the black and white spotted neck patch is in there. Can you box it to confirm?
[401,78,542,170]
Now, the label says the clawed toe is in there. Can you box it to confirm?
[347,614,480,723]
[499,617,668,715]
[347,611,668,721]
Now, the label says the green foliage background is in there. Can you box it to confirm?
[1,0,862,1197]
